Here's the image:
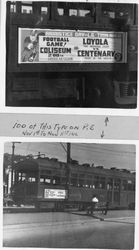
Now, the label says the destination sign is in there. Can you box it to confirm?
[18,28,127,63]
[44,189,67,199]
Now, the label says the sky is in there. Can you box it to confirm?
[4,142,136,171]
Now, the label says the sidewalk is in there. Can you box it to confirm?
[3,206,135,221]
[3,205,36,213]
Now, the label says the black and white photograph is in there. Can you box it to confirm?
[1,0,138,249]
[3,142,136,248]
[6,1,137,108]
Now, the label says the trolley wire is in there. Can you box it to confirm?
[4,142,135,157]
[4,142,135,171]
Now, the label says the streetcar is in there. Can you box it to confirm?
[6,1,138,108]
[11,157,135,210]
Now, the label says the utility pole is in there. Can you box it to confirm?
[67,143,71,164]
[11,142,15,188]
[11,142,21,190]
[66,143,71,188]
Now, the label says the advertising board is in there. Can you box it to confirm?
[18,28,127,64]
[44,189,67,199]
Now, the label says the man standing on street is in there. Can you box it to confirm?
[91,195,99,215]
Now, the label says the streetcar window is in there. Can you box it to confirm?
[103,11,115,19]
[41,7,48,15]
[18,172,36,182]
[99,177,106,189]
[114,179,121,190]
[102,3,134,24]
[127,180,133,191]
[21,5,33,14]
[57,2,95,19]
[10,2,16,13]
[57,7,91,17]
[26,172,37,182]
[20,176,26,182]
[28,177,36,182]
[40,175,51,184]
[79,10,91,17]
[45,178,51,184]
[107,178,113,190]
[57,8,64,16]
[18,172,26,182]
[69,9,77,16]
[122,180,127,190]
[53,176,61,185]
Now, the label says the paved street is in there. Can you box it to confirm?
[3,210,135,248]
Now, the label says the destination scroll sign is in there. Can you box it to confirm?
[44,189,67,199]
[19,28,127,63]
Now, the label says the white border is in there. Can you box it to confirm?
[0,137,139,250]
[0,0,138,115]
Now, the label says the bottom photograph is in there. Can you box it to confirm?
[3,142,136,249]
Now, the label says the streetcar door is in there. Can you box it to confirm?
[113,179,121,206]
[107,190,112,203]
[106,178,113,204]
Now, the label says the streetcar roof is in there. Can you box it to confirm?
[14,158,135,180]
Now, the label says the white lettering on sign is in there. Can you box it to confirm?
[18,28,127,63]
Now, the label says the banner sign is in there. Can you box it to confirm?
[18,28,127,64]
[44,189,67,199]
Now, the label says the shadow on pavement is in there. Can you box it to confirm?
[68,211,134,224]
[104,219,134,225]
[69,211,105,221]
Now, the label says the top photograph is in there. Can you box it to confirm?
[6,1,138,108]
